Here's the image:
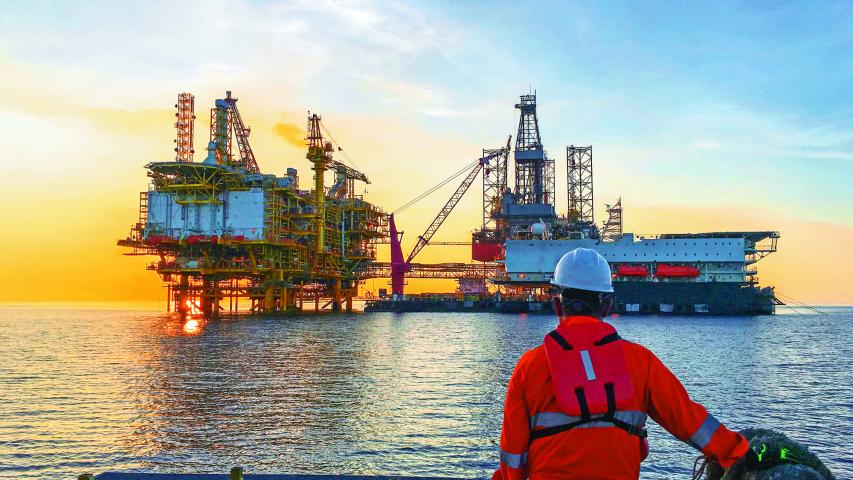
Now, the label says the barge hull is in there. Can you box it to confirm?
[365,282,775,315]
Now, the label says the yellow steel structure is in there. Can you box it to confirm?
[118,92,388,316]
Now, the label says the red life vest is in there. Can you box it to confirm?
[534,320,648,443]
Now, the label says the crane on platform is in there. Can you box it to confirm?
[223,91,260,173]
[306,112,372,256]
[388,146,509,295]
[204,91,261,173]
[306,113,370,184]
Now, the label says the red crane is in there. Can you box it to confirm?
[389,146,509,295]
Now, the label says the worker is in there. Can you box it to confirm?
[494,247,760,480]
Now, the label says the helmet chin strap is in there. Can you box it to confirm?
[567,299,595,315]
[599,293,615,317]
[558,292,615,318]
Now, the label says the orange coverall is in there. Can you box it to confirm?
[494,315,749,480]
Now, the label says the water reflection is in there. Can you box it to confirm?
[159,316,208,336]
[182,318,199,334]
[0,307,850,479]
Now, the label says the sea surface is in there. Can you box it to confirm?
[0,305,850,479]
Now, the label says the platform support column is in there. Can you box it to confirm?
[280,285,288,312]
[333,278,342,312]
[264,283,275,312]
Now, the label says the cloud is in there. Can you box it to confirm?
[0,58,175,140]
[274,121,306,148]
[0,1,460,109]
[357,75,485,118]
[685,103,853,161]
[692,140,719,150]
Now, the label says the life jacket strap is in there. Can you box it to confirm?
[529,414,649,441]
[604,383,617,419]
[575,388,591,420]
[528,410,649,441]
[547,329,621,349]
[548,330,573,350]
[594,331,622,346]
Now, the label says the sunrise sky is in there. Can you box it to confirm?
[0,1,851,304]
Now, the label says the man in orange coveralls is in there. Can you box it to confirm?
[494,248,754,480]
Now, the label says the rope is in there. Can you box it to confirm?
[318,120,362,171]
[691,455,709,480]
[392,159,479,215]
[775,292,826,315]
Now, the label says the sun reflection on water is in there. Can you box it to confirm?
[182,318,201,335]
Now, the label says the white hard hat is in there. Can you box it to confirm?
[550,247,614,293]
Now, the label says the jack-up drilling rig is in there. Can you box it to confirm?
[368,90,780,315]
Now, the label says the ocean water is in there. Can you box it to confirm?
[0,305,850,479]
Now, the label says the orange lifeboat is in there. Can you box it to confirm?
[655,264,700,278]
[472,240,502,262]
[616,265,649,277]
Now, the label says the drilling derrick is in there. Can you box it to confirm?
[601,197,623,241]
[567,145,593,225]
[174,93,195,162]
[471,136,512,262]
[224,91,260,173]
[482,135,512,230]
[207,98,232,165]
[514,93,554,206]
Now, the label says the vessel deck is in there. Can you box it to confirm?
[94,475,468,480]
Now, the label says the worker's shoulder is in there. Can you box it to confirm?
[516,344,546,369]
[618,337,662,364]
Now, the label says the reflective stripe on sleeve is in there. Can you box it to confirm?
[687,413,721,451]
[500,449,528,469]
[530,410,647,430]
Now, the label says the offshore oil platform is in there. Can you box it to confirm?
[118,92,388,315]
[365,92,781,315]
[120,90,781,316]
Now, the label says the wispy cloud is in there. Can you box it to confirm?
[689,103,853,161]
[356,75,483,117]
[0,0,460,109]
[692,140,719,150]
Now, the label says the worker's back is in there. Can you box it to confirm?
[497,315,747,480]
[511,333,650,478]
[495,249,748,480]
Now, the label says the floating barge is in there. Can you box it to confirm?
[376,92,782,315]
[364,295,556,314]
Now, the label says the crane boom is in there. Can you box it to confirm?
[224,91,260,173]
[405,148,507,264]
[332,160,370,184]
